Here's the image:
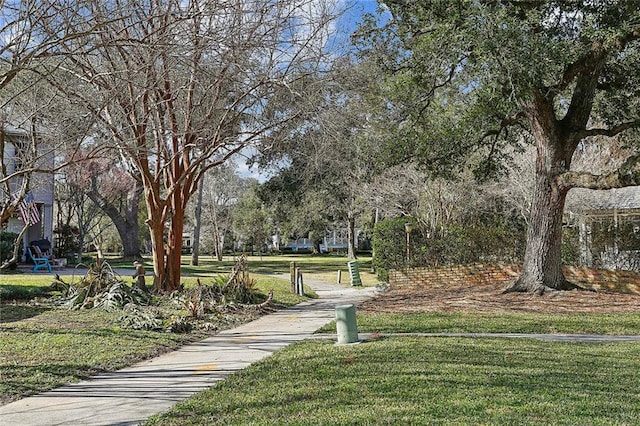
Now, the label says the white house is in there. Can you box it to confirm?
[2,126,55,259]
[566,187,640,271]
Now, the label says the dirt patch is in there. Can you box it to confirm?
[360,280,640,314]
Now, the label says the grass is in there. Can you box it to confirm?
[317,311,640,335]
[0,309,194,404]
[0,274,305,404]
[176,254,379,286]
[5,254,640,424]
[145,337,640,425]
[0,253,379,290]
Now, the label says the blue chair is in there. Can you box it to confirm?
[27,246,52,273]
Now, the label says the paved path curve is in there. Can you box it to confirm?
[0,278,378,426]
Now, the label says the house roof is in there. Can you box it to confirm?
[566,186,640,213]
[2,125,28,137]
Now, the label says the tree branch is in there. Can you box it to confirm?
[558,153,640,190]
[546,23,640,98]
[576,120,640,139]
[479,111,525,141]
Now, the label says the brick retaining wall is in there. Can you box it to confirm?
[388,263,640,293]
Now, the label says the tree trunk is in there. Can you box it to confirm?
[191,175,204,266]
[121,179,143,259]
[347,214,357,260]
[370,208,378,272]
[88,176,142,259]
[506,164,575,294]
[214,229,223,261]
[506,95,579,294]
[149,216,167,292]
[165,203,185,292]
[120,220,141,259]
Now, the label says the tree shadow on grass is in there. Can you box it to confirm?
[0,303,51,323]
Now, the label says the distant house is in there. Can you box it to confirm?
[282,228,367,253]
[2,126,55,260]
[566,187,640,270]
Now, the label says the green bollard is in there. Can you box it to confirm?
[347,261,362,286]
[335,304,359,345]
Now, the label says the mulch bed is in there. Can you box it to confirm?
[360,280,640,314]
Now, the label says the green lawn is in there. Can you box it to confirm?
[177,254,379,286]
[146,337,640,425]
[144,310,640,425]
[4,255,640,424]
[0,274,305,404]
[318,311,640,335]
[0,309,194,404]
[0,253,379,289]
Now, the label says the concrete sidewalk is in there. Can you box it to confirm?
[0,279,379,426]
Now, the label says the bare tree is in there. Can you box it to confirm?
[198,164,245,261]
[1,1,104,268]
[52,0,338,291]
[55,164,112,262]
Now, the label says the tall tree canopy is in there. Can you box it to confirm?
[359,0,640,293]
[258,60,379,259]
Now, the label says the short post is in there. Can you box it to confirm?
[290,261,296,293]
[405,222,413,263]
[295,268,304,296]
[335,304,358,344]
[337,269,342,285]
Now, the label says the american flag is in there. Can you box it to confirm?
[17,192,40,225]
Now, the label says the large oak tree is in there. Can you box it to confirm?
[359,1,640,293]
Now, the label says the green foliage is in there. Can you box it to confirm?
[0,232,19,264]
[372,216,526,281]
[562,226,581,265]
[357,2,640,175]
[561,218,640,269]
[429,221,525,265]
[0,284,49,301]
[372,217,412,281]
[588,218,640,270]
[231,181,270,253]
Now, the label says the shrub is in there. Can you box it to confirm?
[1,231,19,263]
[372,218,427,281]
[562,226,581,265]
[53,224,80,258]
[372,216,526,281]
